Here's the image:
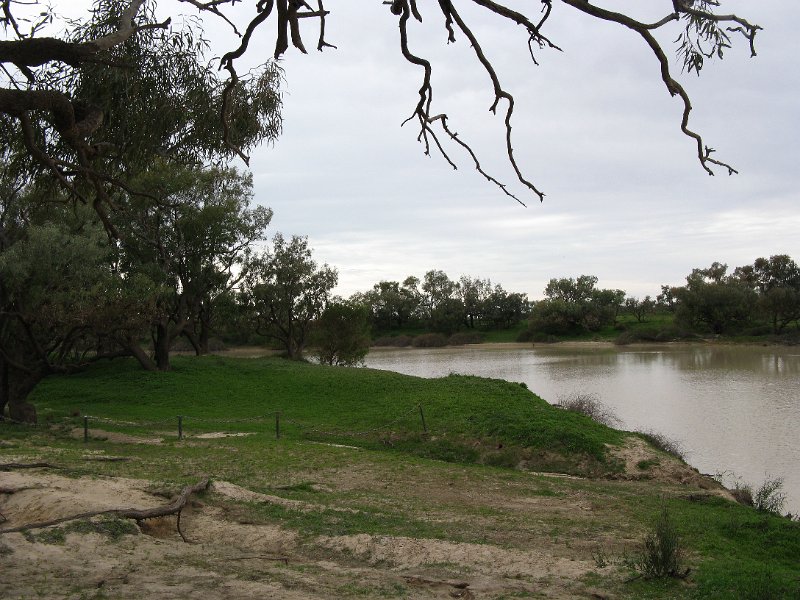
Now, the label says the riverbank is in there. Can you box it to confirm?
[371,338,796,352]
[2,356,798,598]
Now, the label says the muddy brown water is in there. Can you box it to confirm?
[365,343,800,514]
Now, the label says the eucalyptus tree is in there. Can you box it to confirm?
[243,234,338,360]
[357,280,420,331]
[0,0,281,234]
[733,255,800,334]
[117,163,272,370]
[459,276,492,329]
[0,191,151,422]
[484,285,529,329]
[625,296,657,323]
[674,262,757,334]
[529,275,624,334]
[0,1,761,210]
[312,299,371,367]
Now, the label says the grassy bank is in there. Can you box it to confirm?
[2,357,799,599]
[28,356,624,474]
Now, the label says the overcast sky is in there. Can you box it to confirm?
[75,2,800,299]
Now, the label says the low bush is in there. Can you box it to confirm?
[411,333,449,348]
[556,392,620,427]
[731,483,754,507]
[614,328,660,345]
[635,504,684,578]
[447,332,485,345]
[372,335,412,347]
[653,326,694,342]
[753,477,786,515]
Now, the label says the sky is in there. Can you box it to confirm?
[66,1,800,299]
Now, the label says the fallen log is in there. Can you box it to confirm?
[0,477,210,540]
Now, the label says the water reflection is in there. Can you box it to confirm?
[365,344,800,514]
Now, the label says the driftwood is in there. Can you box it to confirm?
[0,477,210,541]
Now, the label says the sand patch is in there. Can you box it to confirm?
[610,436,734,499]
[70,427,163,445]
[193,432,256,439]
[318,533,591,580]
[0,471,163,526]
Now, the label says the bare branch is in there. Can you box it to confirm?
[559,0,751,176]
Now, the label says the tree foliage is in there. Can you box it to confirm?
[734,255,800,334]
[674,262,757,334]
[355,269,529,335]
[0,0,281,235]
[116,163,271,370]
[312,299,371,367]
[244,233,338,360]
[0,198,141,422]
[528,276,624,335]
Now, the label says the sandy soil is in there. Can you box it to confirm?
[0,436,726,599]
[0,470,621,599]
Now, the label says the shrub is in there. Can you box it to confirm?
[372,335,412,347]
[636,504,683,578]
[636,429,686,461]
[556,392,620,427]
[313,301,371,366]
[447,332,485,345]
[411,333,449,348]
[614,331,636,346]
[653,326,694,342]
[731,483,754,507]
[753,477,786,515]
[614,328,661,345]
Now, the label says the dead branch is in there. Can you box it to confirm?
[558,0,757,177]
[0,0,764,207]
[0,477,210,536]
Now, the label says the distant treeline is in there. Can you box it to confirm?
[344,255,800,345]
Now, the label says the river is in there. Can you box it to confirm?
[364,343,800,514]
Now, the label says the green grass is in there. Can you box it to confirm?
[29,356,624,473]
[8,355,800,599]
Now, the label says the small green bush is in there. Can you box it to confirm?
[636,504,683,578]
[753,477,786,515]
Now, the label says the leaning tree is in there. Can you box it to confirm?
[0,0,761,211]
